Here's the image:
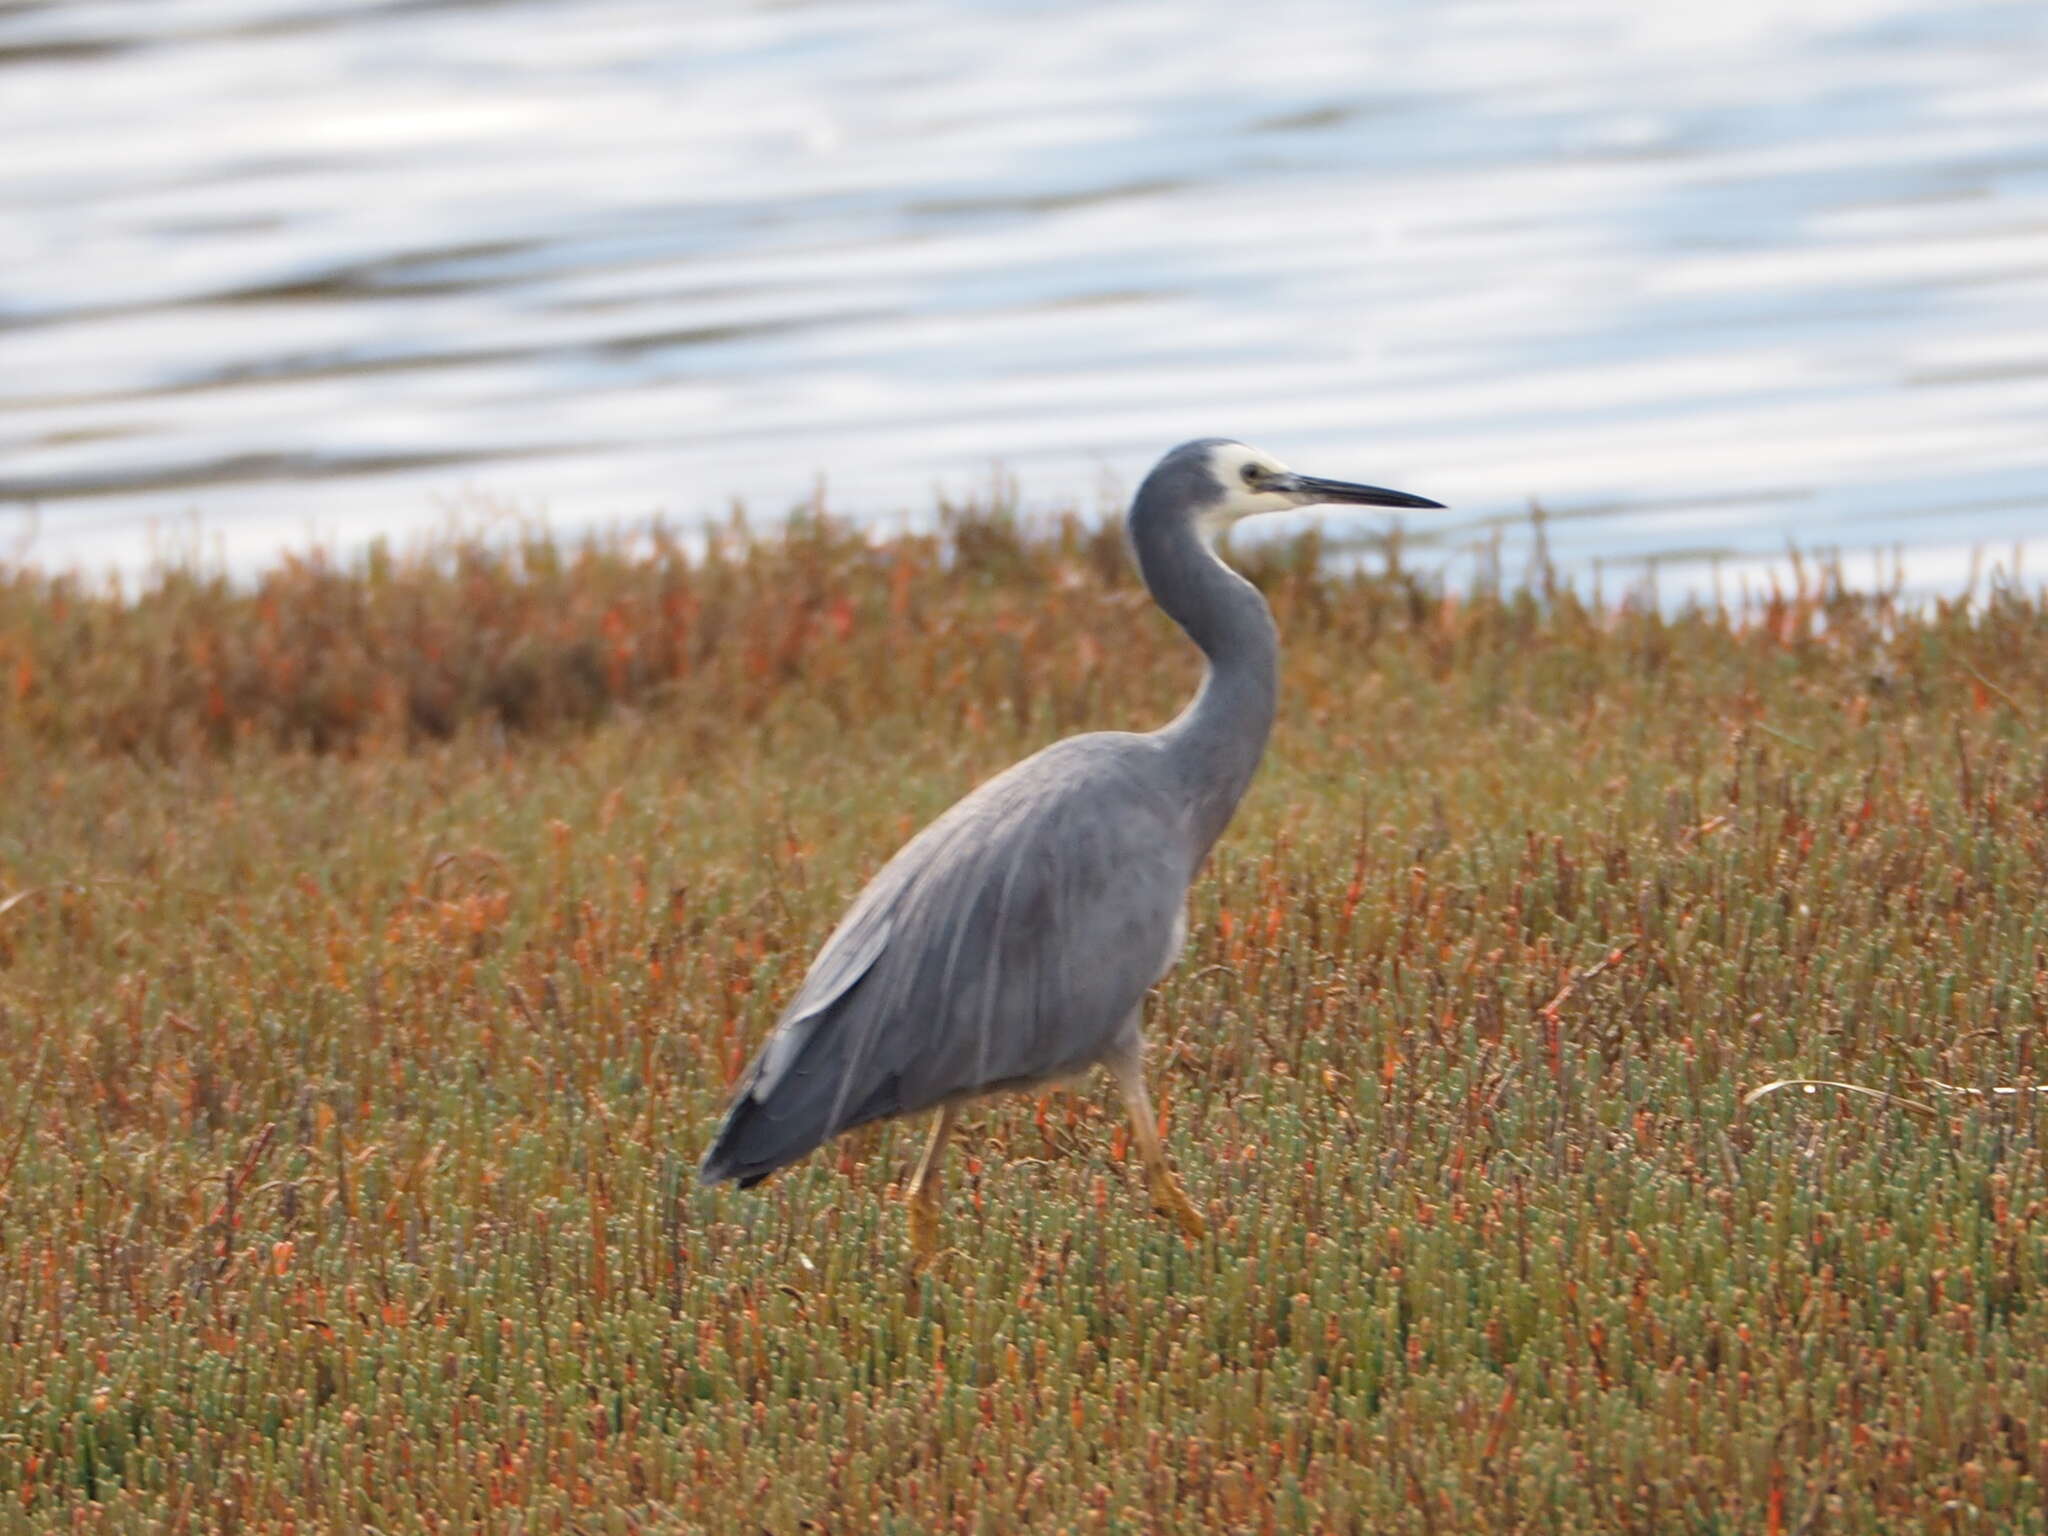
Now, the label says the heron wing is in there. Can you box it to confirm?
[854,735,1191,1112]
[703,732,1192,1183]
[751,904,893,1102]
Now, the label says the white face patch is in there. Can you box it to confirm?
[1194,441,1302,545]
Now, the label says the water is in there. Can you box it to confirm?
[4,0,2047,592]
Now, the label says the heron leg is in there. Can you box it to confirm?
[905,1103,958,1271]
[1107,1042,1206,1241]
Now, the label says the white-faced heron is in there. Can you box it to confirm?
[699,439,1443,1265]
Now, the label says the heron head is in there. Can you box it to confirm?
[1180,440,1443,545]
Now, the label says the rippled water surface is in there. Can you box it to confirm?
[5,0,2047,587]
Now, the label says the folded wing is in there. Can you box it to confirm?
[698,733,1191,1186]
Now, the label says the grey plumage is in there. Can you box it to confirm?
[703,733,1191,1186]
[698,438,1441,1242]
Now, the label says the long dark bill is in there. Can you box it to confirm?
[1287,474,1444,510]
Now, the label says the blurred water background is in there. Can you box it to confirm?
[3,0,2046,593]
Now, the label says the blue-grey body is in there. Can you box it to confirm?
[698,439,1440,1248]
[704,731,1198,1186]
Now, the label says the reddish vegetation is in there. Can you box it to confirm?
[0,514,2044,1532]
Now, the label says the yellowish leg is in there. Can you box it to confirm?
[1109,1047,1206,1240]
[905,1103,958,1271]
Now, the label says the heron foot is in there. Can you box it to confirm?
[1148,1171,1207,1241]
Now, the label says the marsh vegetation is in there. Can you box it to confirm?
[1,512,2043,1532]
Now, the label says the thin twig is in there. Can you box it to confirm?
[1741,1079,1938,1120]
[0,885,70,921]
[1960,665,2029,721]
[1752,721,1814,753]
[1536,938,1637,1020]
[1918,1079,2048,1098]
[0,1098,39,1192]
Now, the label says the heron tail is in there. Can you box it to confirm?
[697,1062,903,1189]
[696,1088,810,1189]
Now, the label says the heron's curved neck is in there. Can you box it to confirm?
[1129,487,1279,860]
